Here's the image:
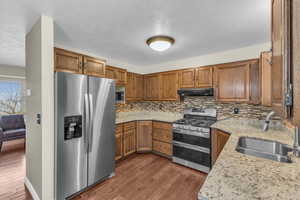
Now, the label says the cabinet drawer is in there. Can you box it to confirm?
[153,121,172,130]
[153,128,172,143]
[124,121,136,131]
[116,124,123,134]
[153,140,172,156]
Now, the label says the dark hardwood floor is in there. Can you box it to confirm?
[73,154,207,200]
[0,139,32,200]
[0,142,206,200]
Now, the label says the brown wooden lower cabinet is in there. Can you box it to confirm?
[115,124,123,161]
[211,129,230,165]
[116,121,173,159]
[153,140,172,156]
[152,121,173,157]
[136,121,153,152]
[123,129,136,156]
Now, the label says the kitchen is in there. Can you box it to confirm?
[51,0,300,198]
[1,0,300,200]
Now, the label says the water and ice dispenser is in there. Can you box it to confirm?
[64,115,82,140]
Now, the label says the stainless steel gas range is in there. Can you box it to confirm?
[172,108,217,173]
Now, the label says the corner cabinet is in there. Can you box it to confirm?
[214,61,251,102]
[144,74,161,100]
[54,48,106,77]
[136,121,153,152]
[126,72,144,101]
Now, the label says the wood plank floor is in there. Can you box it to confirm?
[73,154,207,200]
[0,139,32,200]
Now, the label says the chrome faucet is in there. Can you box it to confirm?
[293,127,300,157]
[262,111,276,132]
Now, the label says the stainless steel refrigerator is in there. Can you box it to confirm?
[55,72,115,200]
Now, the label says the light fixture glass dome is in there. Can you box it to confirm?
[146,36,175,52]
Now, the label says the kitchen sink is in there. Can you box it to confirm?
[236,137,293,163]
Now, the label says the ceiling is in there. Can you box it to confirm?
[0,0,270,68]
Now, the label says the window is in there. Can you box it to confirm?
[0,78,25,115]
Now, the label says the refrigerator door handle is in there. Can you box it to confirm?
[84,93,90,153]
[88,93,94,153]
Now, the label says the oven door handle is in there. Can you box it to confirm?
[172,129,210,138]
[173,141,210,154]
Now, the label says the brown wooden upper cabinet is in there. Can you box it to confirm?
[144,74,161,100]
[160,71,179,101]
[195,66,213,88]
[54,48,106,77]
[135,74,144,100]
[179,67,213,88]
[179,69,196,88]
[261,52,272,106]
[214,61,251,102]
[105,65,127,86]
[126,72,143,101]
[271,0,291,117]
[54,48,83,74]
[83,56,105,77]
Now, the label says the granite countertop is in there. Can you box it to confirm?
[116,111,183,124]
[198,118,300,200]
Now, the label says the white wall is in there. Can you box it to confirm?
[25,16,54,200]
[138,42,271,74]
[0,64,25,79]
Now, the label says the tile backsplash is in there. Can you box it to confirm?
[117,97,281,120]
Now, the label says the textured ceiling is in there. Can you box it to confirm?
[0,0,270,67]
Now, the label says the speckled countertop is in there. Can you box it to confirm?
[198,118,300,200]
[116,111,183,124]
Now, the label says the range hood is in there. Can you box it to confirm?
[177,88,214,97]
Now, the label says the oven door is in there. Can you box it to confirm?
[173,141,211,172]
[173,130,210,148]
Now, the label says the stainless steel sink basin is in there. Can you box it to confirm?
[236,137,293,163]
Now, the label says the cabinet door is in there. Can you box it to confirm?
[212,129,230,165]
[123,128,136,157]
[179,69,195,88]
[115,69,127,85]
[126,72,135,100]
[115,124,123,161]
[144,75,160,100]
[105,66,116,80]
[136,121,152,152]
[160,71,179,101]
[83,56,106,77]
[261,52,272,106]
[152,122,172,143]
[54,48,83,73]
[272,0,290,117]
[214,64,250,102]
[135,74,144,100]
[153,140,172,156]
[195,67,213,88]
[115,132,123,161]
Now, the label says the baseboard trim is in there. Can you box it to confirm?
[24,177,40,200]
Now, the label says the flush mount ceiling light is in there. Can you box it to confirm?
[146,36,175,52]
